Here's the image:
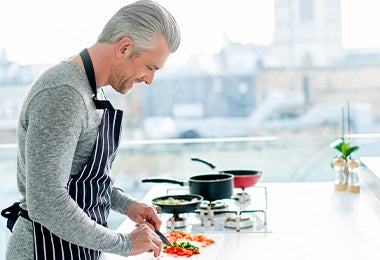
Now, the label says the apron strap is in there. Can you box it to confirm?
[79,48,97,96]
[1,202,20,232]
[79,48,114,110]
[1,202,30,232]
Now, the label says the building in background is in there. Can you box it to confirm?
[1,0,380,140]
[270,0,344,68]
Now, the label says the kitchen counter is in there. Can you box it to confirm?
[101,174,380,259]
[361,156,380,179]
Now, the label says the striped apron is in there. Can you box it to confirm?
[32,48,123,259]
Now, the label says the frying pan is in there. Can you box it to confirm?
[152,194,203,215]
[142,173,234,201]
[191,157,263,190]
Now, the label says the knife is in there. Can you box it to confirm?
[155,230,173,247]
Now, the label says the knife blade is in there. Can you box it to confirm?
[155,230,173,247]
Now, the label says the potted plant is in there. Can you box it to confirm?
[330,138,359,161]
[330,103,360,192]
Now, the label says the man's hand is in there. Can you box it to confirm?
[125,201,162,231]
[129,224,163,257]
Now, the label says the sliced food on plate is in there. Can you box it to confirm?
[163,230,215,257]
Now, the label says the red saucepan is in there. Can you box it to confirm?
[152,194,203,215]
[191,157,263,190]
[142,173,234,201]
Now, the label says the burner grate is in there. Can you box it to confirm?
[199,200,229,211]
[159,185,270,233]
[166,214,187,229]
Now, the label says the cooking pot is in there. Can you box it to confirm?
[142,173,234,201]
[191,157,263,190]
[152,194,203,215]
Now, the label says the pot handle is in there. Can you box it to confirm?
[191,157,216,170]
[141,177,185,186]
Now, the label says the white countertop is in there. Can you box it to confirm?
[360,156,380,202]
[102,173,380,259]
[361,156,380,179]
[101,182,380,260]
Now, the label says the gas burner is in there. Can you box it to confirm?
[224,213,255,230]
[199,200,229,211]
[156,185,269,233]
[196,201,230,227]
[166,214,187,229]
[233,191,251,206]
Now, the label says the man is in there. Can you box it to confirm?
[2,0,181,259]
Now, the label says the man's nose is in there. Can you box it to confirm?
[143,71,155,85]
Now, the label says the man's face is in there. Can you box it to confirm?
[110,34,171,94]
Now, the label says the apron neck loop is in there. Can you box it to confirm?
[79,48,115,110]
[79,48,97,99]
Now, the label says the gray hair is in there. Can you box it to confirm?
[97,0,181,54]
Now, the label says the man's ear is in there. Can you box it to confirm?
[116,36,133,58]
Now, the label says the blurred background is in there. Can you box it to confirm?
[1,0,380,257]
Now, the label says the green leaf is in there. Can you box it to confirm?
[330,138,359,160]
[345,146,359,157]
[330,138,343,150]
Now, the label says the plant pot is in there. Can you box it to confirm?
[333,157,347,191]
[347,159,360,193]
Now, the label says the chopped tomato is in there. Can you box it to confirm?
[164,246,200,257]
[163,231,215,257]
[166,230,215,247]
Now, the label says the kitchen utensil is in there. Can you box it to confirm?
[155,230,173,247]
[191,157,263,189]
[152,194,203,214]
[142,173,234,201]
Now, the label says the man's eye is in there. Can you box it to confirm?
[147,65,154,71]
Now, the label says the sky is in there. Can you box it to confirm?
[1,0,380,65]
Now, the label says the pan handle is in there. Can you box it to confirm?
[191,157,216,170]
[141,177,186,186]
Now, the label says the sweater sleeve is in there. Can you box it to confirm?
[111,184,136,214]
[24,86,133,257]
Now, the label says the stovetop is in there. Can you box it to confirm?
[156,186,270,233]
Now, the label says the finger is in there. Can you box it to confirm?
[151,235,163,257]
[152,214,162,230]
[145,222,156,231]
[136,218,155,231]
[129,225,162,257]
[142,228,162,257]
[145,210,162,230]
[134,223,145,230]
[139,223,160,240]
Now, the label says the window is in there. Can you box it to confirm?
[300,0,314,22]
[1,1,380,254]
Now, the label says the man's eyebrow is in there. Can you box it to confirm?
[148,63,160,70]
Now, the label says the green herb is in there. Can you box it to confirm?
[173,241,200,251]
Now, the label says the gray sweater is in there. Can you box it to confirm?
[6,60,135,259]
